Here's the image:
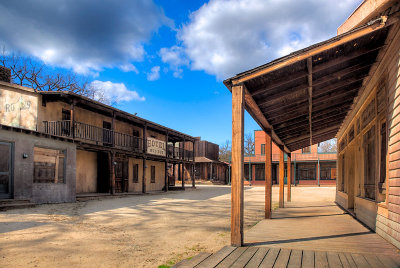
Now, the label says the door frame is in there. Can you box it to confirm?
[0,141,13,199]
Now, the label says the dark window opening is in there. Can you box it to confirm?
[133,163,139,183]
[151,166,155,183]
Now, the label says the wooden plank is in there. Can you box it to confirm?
[287,153,292,202]
[231,85,245,247]
[245,248,269,268]
[315,251,329,268]
[230,247,258,268]
[350,253,370,267]
[265,131,272,219]
[279,147,285,208]
[196,246,236,268]
[338,252,353,268]
[259,247,280,268]
[302,250,315,268]
[287,249,302,268]
[326,252,343,268]
[377,254,400,268]
[307,57,313,147]
[274,248,291,267]
[215,247,248,268]
[173,252,211,268]
[343,253,357,268]
[363,254,386,268]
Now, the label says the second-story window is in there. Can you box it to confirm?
[302,146,311,153]
[261,144,265,155]
[62,109,71,120]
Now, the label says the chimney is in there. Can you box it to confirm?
[0,66,11,83]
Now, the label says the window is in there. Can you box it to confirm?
[151,166,155,183]
[363,126,376,200]
[379,121,387,194]
[133,164,139,183]
[34,147,65,183]
[261,144,265,155]
[62,109,71,120]
[302,146,311,153]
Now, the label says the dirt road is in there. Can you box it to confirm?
[0,186,334,267]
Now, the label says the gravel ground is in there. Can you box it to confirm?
[0,185,335,267]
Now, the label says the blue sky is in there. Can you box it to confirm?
[0,0,362,145]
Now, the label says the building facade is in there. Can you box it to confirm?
[0,67,195,203]
[244,130,336,186]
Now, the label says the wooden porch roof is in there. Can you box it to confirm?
[224,17,395,152]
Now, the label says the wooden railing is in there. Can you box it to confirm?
[43,121,143,152]
[43,121,193,159]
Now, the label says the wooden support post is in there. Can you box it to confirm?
[182,163,185,189]
[142,158,147,193]
[231,84,245,247]
[111,112,115,147]
[70,101,75,139]
[172,163,176,185]
[287,153,292,202]
[279,146,284,208]
[192,163,195,188]
[164,161,168,192]
[110,151,115,195]
[265,130,272,219]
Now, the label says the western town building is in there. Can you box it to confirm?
[193,138,229,184]
[0,66,196,203]
[244,130,336,186]
[224,0,400,250]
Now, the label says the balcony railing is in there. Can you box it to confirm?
[43,120,193,160]
[43,120,143,152]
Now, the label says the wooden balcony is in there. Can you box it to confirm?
[43,121,194,161]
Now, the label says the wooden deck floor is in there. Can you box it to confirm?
[173,245,400,268]
[174,188,400,267]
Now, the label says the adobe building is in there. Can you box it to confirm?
[244,130,336,185]
[224,0,400,249]
[0,66,195,203]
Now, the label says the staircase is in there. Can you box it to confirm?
[0,199,36,211]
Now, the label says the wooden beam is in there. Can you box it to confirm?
[142,158,146,193]
[164,160,168,192]
[265,130,272,219]
[243,85,290,153]
[287,153,292,202]
[285,124,341,146]
[307,57,313,147]
[230,20,389,85]
[279,146,284,208]
[251,71,307,97]
[231,84,245,246]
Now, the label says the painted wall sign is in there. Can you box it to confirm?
[147,137,166,156]
[0,87,38,130]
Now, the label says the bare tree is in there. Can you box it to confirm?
[0,50,114,104]
[244,132,255,156]
[318,138,337,153]
[219,140,231,162]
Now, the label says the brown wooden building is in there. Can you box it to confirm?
[193,138,229,184]
[0,67,195,203]
[224,0,400,250]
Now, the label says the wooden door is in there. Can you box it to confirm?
[0,142,12,198]
[114,156,128,193]
[103,121,112,146]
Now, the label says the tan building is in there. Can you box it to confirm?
[224,0,400,249]
[0,67,195,203]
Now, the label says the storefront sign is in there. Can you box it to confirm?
[0,87,38,130]
[147,137,166,156]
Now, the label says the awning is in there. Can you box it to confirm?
[224,16,396,152]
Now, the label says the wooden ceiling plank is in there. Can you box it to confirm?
[307,57,313,147]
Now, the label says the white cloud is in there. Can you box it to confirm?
[0,0,171,75]
[147,66,161,81]
[165,0,362,80]
[159,46,189,78]
[119,63,139,74]
[90,80,145,103]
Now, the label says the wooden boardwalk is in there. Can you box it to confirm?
[173,245,400,268]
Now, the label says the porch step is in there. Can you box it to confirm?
[168,186,186,191]
[0,199,35,211]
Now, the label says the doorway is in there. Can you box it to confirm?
[0,142,13,199]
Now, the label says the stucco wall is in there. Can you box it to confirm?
[0,128,76,203]
[76,150,97,193]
